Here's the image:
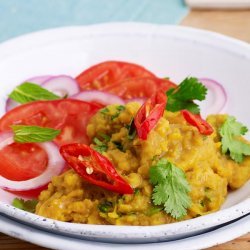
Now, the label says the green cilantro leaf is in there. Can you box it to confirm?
[134,188,140,195]
[219,116,250,163]
[111,105,125,120]
[98,201,113,213]
[100,107,109,115]
[145,206,163,216]
[12,125,61,143]
[100,106,125,121]
[98,133,111,142]
[166,77,207,114]
[93,137,108,153]
[12,198,38,213]
[116,105,126,112]
[149,159,191,219]
[9,82,60,104]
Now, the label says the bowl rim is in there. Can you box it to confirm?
[0,22,250,242]
[1,213,250,250]
[0,22,249,61]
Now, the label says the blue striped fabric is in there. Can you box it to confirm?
[0,0,188,42]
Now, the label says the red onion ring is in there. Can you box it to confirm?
[5,75,80,112]
[25,75,53,85]
[0,188,24,204]
[199,78,228,114]
[42,75,80,98]
[5,99,19,112]
[71,90,125,105]
[5,75,53,112]
[0,132,65,192]
[5,75,52,112]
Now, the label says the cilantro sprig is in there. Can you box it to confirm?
[166,77,207,114]
[149,159,191,219]
[12,198,38,213]
[219,116,250,163]
[93,137,108,153]
[100,105,125,120]
[111,105,125,120]
[93,133,111,153]
[12,125,61,143]
[9,82,60,104]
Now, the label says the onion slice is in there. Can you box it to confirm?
[0,188,24,204]
[5,75,53,112]
[199,78,227,115]
[0,132,65,192]
[42,75,80,98]
[25,75,53,85]
[5,99,19,112]
[5,75,80,112]
[71,90,125,105]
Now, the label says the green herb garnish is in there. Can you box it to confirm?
[111,105,125,120]
[134,188,140,195]
[9,82,60,104]
[145,206,163,216]
[117,105,125,111]
[100,107,109,115]
[99,133,111,142]
[98,201,113,213]
[12,198,38,213]
[100,106,125,120]
[11,125,60,143]
[149,159,191,219]
[219,116,250,163]
[93,137,108,153]
[166,77,207,114]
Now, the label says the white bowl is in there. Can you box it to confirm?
[0,213,250,250]
[0,23,250,244]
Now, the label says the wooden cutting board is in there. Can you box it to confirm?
[1,9,250,250]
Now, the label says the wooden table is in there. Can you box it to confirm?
[1,9,250,250]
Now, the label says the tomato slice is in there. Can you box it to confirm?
[0,142,49,198]
[60,144,133,194]
[102,77,176,99]
[52,100,102,146]
[76,61,156,90]
[0,143,48,181]
[0,99,101,146]
[134,91,167,140]
[181,110,214,135]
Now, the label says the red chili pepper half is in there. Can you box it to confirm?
[181,110,214,135]
[134,91,167,140]
[60,144,133,194]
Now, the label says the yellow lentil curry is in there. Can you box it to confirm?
[35,103,250,225]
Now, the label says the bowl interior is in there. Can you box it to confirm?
[0,23,250,243]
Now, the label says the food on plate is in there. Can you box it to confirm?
[0,61,250,226]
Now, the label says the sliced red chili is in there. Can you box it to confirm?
[181,110,214,135]
[60,144,133,194]
[134,91,167,140]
